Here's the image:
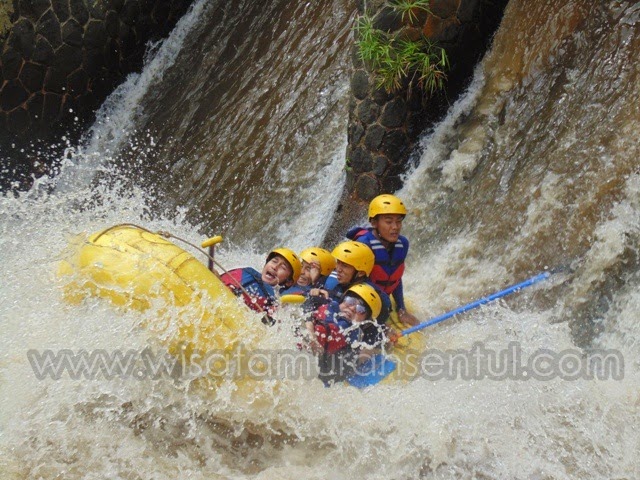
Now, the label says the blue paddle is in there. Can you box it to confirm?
[347,271,554,388]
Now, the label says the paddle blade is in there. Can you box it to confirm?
[347,354,397,388]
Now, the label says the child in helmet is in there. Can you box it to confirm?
[306,283,384,384]
[281,247,336,296]
[346,194,419,326]
[220,248,302,321]
[309,240,392,324]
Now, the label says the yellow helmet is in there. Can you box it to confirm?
[344,283,382,319]
[267,248,302,283]
[299,247,336,276]
[368,194,407,219]
[331,241,375,276]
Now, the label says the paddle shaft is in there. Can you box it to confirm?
[400,271,552,337]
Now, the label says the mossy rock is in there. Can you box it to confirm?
[0,0,15,38]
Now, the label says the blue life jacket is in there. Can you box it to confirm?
[280,284,311,296]
[281,274,331,297]
[220,267,277,314]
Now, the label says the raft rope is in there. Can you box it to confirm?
[93,223,266,313]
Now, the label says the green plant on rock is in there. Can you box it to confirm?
[387,0,432,24]
[345,157,353,172]
[355,1,449,96]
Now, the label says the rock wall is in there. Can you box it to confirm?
[0,0,192,190]
[329,0,508,241]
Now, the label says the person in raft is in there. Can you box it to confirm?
[281,247,336,296]
[305,283,383,385]
[309,240,391,325]
[345,194,419,326]
[220,248,302,323]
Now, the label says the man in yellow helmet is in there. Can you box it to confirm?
[346,194,419,326]
[281,247,336,296]
[305,283,384,385]
[220,248,302,322]
[308,240,391,325]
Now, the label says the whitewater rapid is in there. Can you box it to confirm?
[2,0,640,478]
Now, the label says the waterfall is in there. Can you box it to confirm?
[1,1,638,478]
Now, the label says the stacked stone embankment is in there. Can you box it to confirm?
[329,0,507,240]
[0,0,191,190]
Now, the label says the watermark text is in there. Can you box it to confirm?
[26,342,625,382]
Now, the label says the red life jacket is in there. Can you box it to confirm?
[314,323,348,354]
[312,304,348,354]
[370,264,405,294]
[220,267,274,314]
[348,228,407,295]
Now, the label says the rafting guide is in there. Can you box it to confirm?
[346,194,420,326]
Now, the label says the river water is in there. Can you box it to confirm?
[1,0,639,478]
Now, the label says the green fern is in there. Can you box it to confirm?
[354,10,449,96]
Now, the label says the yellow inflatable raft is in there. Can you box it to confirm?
[58,224,426,387]
[58,224,264,358]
